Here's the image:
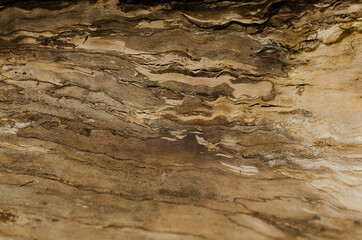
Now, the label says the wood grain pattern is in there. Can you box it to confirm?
[0,0,361,239]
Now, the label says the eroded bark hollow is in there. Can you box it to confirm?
[0,0,361,239]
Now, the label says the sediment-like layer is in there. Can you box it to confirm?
[0,0,361,239]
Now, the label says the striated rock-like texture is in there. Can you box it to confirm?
[0,0,361,239]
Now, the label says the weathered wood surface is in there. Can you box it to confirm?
[0,0,361,239]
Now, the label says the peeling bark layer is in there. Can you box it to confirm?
[0,0,361,239]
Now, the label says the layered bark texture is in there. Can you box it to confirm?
[0,0,361,239]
